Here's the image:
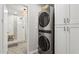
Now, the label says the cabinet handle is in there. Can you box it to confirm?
[64,18,66,24]
[67,18,70,24]
[67,26,70,32]
[64,26,66,31]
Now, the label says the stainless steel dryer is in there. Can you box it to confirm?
[39,5,54,31]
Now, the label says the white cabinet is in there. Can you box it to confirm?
[55,4,79,54]
[55,27,67,54]
[55,4,69,54]
[55,4,69,25]
[70,5,79,24]
[70,28,79,54]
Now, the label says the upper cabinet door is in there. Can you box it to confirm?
[55,4,69,25]
[70,5,79,24]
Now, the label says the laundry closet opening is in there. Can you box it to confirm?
[4,5,28,54]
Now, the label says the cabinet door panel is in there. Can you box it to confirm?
[55,4,69,25]
[70,5,79,24]
[70,28,79,54]
[55,27,67,54]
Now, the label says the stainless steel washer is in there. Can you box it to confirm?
[38,32,53,54]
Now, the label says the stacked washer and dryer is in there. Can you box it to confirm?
[38,5,54,54]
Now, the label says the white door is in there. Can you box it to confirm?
[70,4,79,24]
[70,28,79,54]
[55,27,67,54]
[55,4,69,25]
[17,16,25,42]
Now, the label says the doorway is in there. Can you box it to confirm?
[4,4,28,54]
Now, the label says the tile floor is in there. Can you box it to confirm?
[8,41,27,54]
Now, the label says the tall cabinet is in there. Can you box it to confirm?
[55,4,79,54]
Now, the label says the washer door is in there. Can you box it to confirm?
[39,12,50,27]
[39,36,50,51]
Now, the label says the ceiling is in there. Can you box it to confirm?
[6,4,28,16]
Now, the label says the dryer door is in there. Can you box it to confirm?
[39,35,50,51]
[39,12,50,27]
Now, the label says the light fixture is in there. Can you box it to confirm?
[20,7,28,16]
[4,9,8,13]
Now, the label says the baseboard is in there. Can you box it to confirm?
[29,49,38,54]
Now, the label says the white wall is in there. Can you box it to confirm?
[8,15,15,35]
[2,5,8,53]
[0,5,3,53]
[27,5,41,53]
